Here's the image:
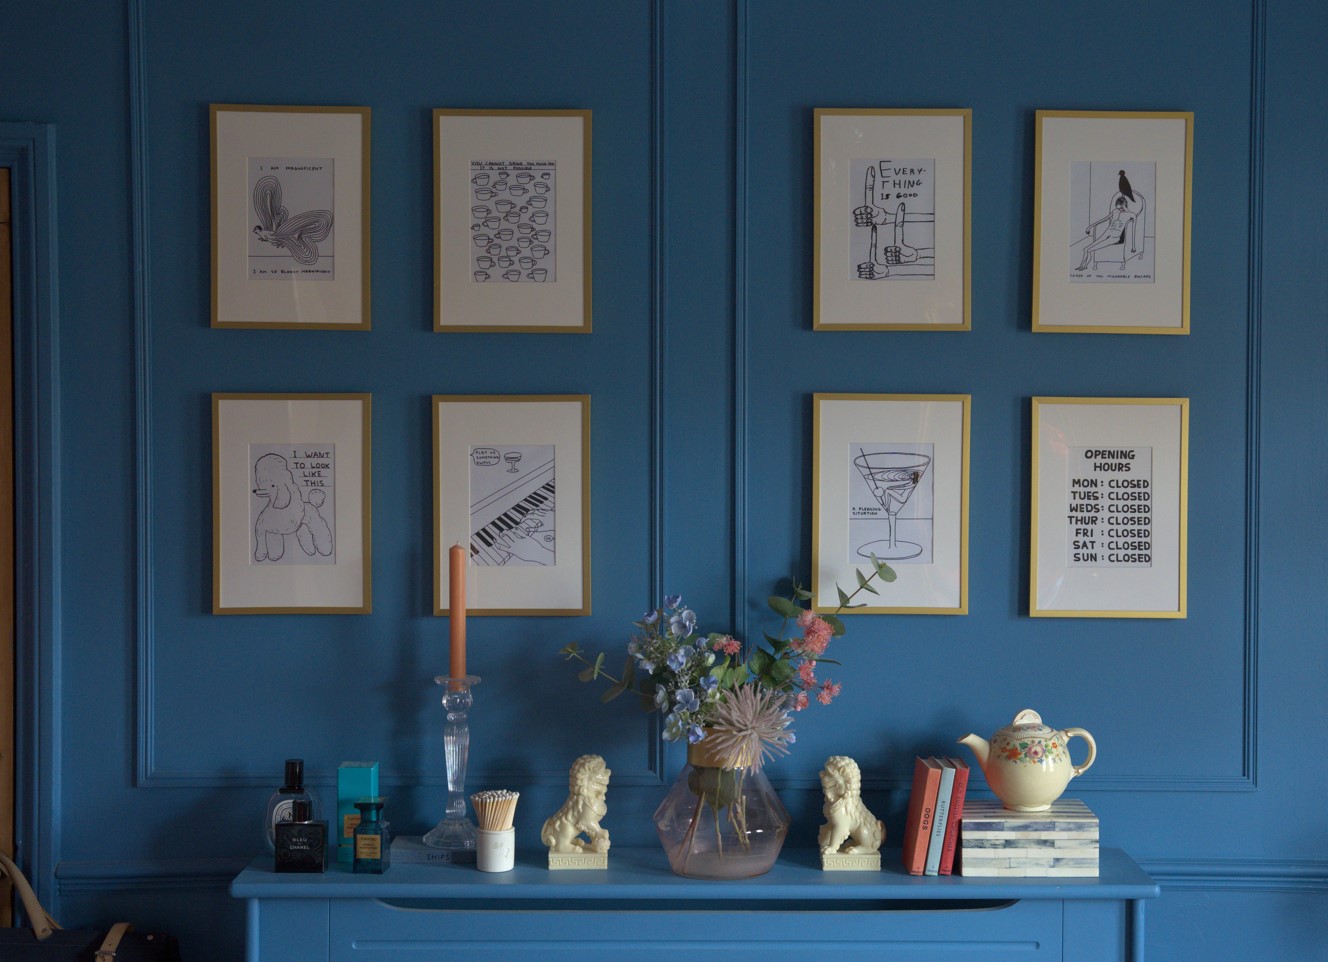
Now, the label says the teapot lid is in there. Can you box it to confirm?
[1002,709,1058,738]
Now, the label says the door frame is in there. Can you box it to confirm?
[0,122,62,915]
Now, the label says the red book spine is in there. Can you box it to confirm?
[938,757,970,875]
[900,756,943,875]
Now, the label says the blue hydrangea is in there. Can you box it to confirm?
[642,609,659,625]
[687,723,706,744]
[666,649,688,672]
[669,609,696,638]
[664,594,682,609]
[663,712,684,741]
[674,689,700,713]
[654,686,670,710]
[699,674,719,692]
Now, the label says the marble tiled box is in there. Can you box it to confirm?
[959,798,1099,877]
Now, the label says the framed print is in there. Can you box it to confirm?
[1030,397,1188,618]
[1033,110,1193,334]
[434,395,590,615]
[211,104,371,329]
[814,109,971,331]
[213,393,371,613]
[813,394,969,614]
[434,110,591,333]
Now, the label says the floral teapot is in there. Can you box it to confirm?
[957,709,1096,812]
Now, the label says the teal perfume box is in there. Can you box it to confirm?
[337,762,379,863]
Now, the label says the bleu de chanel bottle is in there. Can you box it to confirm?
[274,799,327,873]
[265,758,318,852]
[353,797,390,873]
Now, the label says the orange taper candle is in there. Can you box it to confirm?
[449,544,467,678]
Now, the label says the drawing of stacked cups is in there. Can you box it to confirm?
[470,163,555,282]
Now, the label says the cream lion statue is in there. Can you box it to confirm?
[817,755,884,856]
[541,754,612,854]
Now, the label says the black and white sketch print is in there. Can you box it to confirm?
[468,445,556,566]
[848,443,934,564]
[1067,446,1154,569]
[469,161,556,283]
[248,157,335,279]
[850,158,936,281]
[249,444,336,564]
[1068,161,1155,283]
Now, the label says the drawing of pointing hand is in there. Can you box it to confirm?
[853,164,881,227]
[853,204,880,227]
[495,528,555,565]
[883,201,919,265]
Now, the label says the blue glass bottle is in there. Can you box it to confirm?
[353,797,390,873]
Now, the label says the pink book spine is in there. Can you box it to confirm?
[938,757,970,875]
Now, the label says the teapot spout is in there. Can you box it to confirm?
[957,732,990,774]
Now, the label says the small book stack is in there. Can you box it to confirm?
[958,798,1099,877]
[900,756,970,876]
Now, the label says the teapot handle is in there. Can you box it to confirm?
[1065,728,1096,777]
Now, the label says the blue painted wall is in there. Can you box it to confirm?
[2,1,1325,959]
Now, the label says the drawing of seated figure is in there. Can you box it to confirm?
[1075,171,1147,271]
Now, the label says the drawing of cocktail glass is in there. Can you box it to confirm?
[853,451,932,560]
[503,451,523,473]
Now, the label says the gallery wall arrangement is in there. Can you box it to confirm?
[1,0,1324,960]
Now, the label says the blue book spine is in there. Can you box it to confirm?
[924,760,957,876]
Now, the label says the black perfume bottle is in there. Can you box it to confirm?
[274,799,327,873]
[265,758,317,852]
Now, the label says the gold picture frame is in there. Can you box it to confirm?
[1030,397,1188,618]
[434,109,592,332]
[434,395,590,615]
[1032,110,1193,334]
[814,108,971,330]
[813,393,970,614]
[213,393,372,613]
[210,104,371,329]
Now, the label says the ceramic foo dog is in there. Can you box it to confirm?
[541,754,611,869]
[817,756,884,871]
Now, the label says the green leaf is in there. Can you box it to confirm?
[559,641,581,655]
[600,682,626,703]
[837,586,851,608]
[768,595,803,619]
[822,613,846,636]
[794,587,813,600]
[592,651,606,678]
[855,568,879,595]
[748,648,775,675]
[577,666,596,682]
[767,659,794,684]
[622,657,637,687]
[870,553,898,583]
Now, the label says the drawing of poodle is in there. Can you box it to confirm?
[252,453,333,562]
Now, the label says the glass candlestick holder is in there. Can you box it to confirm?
[423,674,480,861]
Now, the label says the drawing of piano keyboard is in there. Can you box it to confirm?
[470,480,556,566]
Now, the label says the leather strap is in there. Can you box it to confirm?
[0,851,59,939]
[96,922,133,961]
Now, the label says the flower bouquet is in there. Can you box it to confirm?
[560,558,894,878]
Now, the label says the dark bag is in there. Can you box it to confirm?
[0,853,181,961]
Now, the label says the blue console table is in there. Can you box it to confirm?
[231,847,1158,961]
